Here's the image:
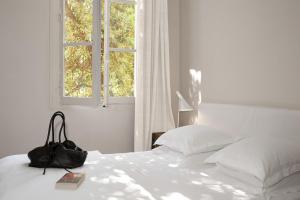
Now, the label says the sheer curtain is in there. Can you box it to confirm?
[134,0,175,151]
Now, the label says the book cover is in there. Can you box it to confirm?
[55,173,85,190]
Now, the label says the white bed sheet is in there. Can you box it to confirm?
[1,148,300,200]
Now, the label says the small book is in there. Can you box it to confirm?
[55,173,85,190]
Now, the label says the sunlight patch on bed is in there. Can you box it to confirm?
[90,176,110,184]
[85,160,100,165]
[161,192,190,200]
[114,156,124,161]
[146,159,155,164]
[223,184,234,190]
[233,189,247,196]
[191,180,203,185]
[107,197,118,200]
[168,163,179,168]
[207,184,224,193]
[200,172,209,177]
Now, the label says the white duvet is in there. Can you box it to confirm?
[1,147,300,200]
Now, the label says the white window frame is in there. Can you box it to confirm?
[50,0,136,108]
[103,0,137,106]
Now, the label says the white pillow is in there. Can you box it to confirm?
[217,164,264,188]
[205,136,300,188]
[155,125,234,155]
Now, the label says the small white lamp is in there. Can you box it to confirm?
[176,91,193,127]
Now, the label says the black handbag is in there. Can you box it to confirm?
[28,111,88,174]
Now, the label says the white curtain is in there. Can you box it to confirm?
[134,0,175,152]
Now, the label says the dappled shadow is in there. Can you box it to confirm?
[77,149,258,200]
[1,150,260,200]
[181,69,202,126]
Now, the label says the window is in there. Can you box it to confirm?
[57,0,136,106]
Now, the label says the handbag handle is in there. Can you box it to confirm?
[45,112,63,145]
[51,112,68,143]
[45,111,68,146]
[57,114,68,143]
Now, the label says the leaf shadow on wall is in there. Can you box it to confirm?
[184,69,202,125]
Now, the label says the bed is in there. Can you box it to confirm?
[1,103,300,200]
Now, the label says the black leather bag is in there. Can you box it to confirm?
[28,111,88,174]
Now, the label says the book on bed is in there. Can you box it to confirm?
[55,173,85,190]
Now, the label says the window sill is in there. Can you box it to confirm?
[107,96,135,105]
[50,97,134,112]
[59,96,135,107]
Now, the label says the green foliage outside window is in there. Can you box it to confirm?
[64,0,135,97]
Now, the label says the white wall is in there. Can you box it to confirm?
[0,0,180,158]
[180,0,300,112]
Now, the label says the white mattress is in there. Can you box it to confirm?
[1,148,300,200]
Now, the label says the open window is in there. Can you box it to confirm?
[51,0,136,107]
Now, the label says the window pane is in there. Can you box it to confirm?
[64,46,93,97]
[110,2,135,49]
[64,0,93,42]
[109,52,134,97]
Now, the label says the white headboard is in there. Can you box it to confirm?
[197,103,300,137]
